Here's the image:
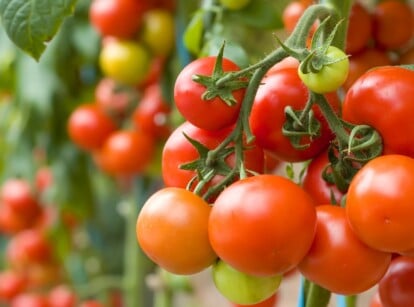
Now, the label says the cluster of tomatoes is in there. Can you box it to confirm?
[0,170,109,306]
[68,0,177,178]
[135,1,414,307]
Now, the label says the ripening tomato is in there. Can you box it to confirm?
[174,56,245,131]
[213,260,281,305]
[250,67,340,162]
[209,175,317,276]
[48,285,77,307]
[89,0,147,38]
[372,0,414,50]
[99,39,151,86]
[10,293,49,307]
[302,150,345,205]
[0,271,27,302]
[298,205,391,295]
[378,256,414,307]
[141,9,175,56]
[342,47,392,92]
[161,121,264,193]
[136,187,217,274]
[343,66,414,157]
[346,155,414,253]
[68,103,117,151]
[0,205,35,234]
[132,84,171,139]
[346,2,373,55]
[98,130,155,176]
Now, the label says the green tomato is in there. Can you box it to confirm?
[99,40,151,85]
[298,46,349,93]
[212,260,282,305]
[219,0,251,10]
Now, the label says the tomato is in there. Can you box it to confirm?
[345,2,373,55]
[11,293,49,307]
[48,285,77,307]
[174,56,245,131]
[6,229,52,269]
[249,67,340,162]
[282,1,314,34]
[0,204,35,234]
[219,0,250,10]
[79,301,103,307]
[298,46,349,93]
[369,291,383,307]
[67,103,117,151]
[35,167,53,194]
[99,39,151,86]
[209,174,316,276]
[212,260,281,305]
[89,0,147,38]
[302,150,345,205]
[95,78,138,119]
[141,9,175,56]
[161,121,264,193]
[232,293,278,307]
[0,271,26,301]
[343,66,414,157]
[132,84,171,139]
[342,47,392,92]
[267,56,299,76]
[346,155,414,253]
[378,256,414,307]
[136,187,217,274]
[372,0,414,50]
[298,205,391,295]
[98,130,155,176]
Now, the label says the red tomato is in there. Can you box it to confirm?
[346,155,414,253]
[299,205,391,295]
[282,1,315,34]
[342,47,392,92]
[209,174,316,276]
[372,0,414,50]
[98,130,155,176]
[95,78,138,119]
[48,285,77,307]
[136,187,217,274]
[79,301,103,307]
[67,103,117,151]
[379,256,414,307]
[302,150,346,205]
[174,56,245,131]
[343,66,414,157]
[266,56,299,76]
[0,271,27,302]
[346,2,373,55]
[161,121,264,194]
[0,204,34,234]
[132,84,171,139]
[10,293,49,307]
[249,68,339,162]
[232,293,278,307]
[89,0,147,38]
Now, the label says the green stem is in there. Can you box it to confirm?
[76,275,123,299]
[305,282,331,307]
[154,289,173,307]
[345,295,357,307]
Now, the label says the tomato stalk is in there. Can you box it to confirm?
[304,281,331,307]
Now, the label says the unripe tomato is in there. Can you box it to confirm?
[99,40,151,86]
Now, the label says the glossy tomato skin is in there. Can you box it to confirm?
[132,84,171,139]
[299,205,391,295]
[250,67,339,162]
[136,187,217,274]
[209,174,317,276]
[346,155,414,253]
[372,0,414,50]
[98,130,155,176]
[10,293,49,307]
[302,150,345,205]
[67,103,117,151]
[346,2,373,55]
[162,121,264,191]
[89,0,147,38]
[0,271,26,302]
[343,66,414,157]
[379,256,414,307]
[174,56,244,131]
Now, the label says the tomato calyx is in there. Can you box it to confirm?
[191,44,249,107]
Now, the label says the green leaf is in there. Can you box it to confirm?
[0,0,78,60]
[183,10,204,55]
